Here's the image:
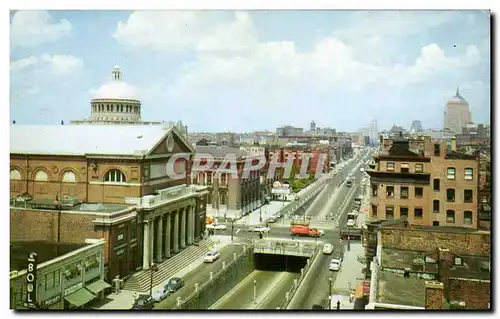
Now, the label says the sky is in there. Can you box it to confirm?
[10,10,491,132]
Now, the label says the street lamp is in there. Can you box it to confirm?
[259,206,262,222]
[149,263,158,297]
[253,280,257,304]
[231,219,235,242]
[347,227,351,252]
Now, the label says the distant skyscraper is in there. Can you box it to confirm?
[444,87,472,134]
[410,120,423,132]
[369,119,378,145]
[310,120,316,132]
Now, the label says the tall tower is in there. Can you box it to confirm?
[444,87,472,134]
[310,120,316,133]
[369,119,378,146]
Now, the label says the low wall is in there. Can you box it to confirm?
[174,245,255,309]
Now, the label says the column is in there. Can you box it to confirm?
[164,214,171,258]
[142,220,150,270]
[149,220,154,265]
[173,210,180,253]
[155,216,163,263]
[191,206,196,243]
[186,206,193,246]
[180,207,187,249]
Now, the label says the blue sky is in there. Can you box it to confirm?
[10,10,491,132]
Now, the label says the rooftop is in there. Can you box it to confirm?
[377,271,426,307]
[10,124,175,156]
[11,198,133,213]
[195,145,246,158]
[381,248,438,273]
[10,241,87,271]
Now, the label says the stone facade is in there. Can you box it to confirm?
[448,278,490,309]
[424,281,444,309]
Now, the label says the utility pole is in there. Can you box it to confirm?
[259,206,262,222]
[253,280,257,304]
[347,224,351,252]
[329,277,333,310]
[231,219,234,242]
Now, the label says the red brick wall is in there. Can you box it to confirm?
[448,278,490,309]
[478,220,490,231]
[380,228,490,255]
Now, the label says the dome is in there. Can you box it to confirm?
[92,81,139,100]
[92,66,140,101]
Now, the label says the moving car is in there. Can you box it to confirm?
[132,294,155,310]
[203,250,220,263]
[165,277,184,293]
[329,257,343,271]
[248,226,270,233]
[323,243,333,254]
[346,219,356,227]
[291,225,321,237]
[206,223,227,230]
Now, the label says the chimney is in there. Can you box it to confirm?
[438,247,453,264]
[425,281,444,309]
[450,137,456,151]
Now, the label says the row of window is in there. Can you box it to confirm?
[373,184,474,203]
[92,104,140,113]
[386,162,425,173]
[385,162,474,181]
[372,205,474,225]
[10,168,127,183]
[43,254,100,291]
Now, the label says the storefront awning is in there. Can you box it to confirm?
[86,280,111,294]
[65,288,96,307]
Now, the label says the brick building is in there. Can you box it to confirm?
[366,220,491,310]
[10,123,209,282]
[367,134,480,229]
[192,145,266,220]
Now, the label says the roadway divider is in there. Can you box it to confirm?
[275,245,320,309]
[172,244,255,310]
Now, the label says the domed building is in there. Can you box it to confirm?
[71,65,162,125]
[443,87,472,134]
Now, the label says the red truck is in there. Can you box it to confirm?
[291,225,321,237]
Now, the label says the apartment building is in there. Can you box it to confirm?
[367,134,479,229]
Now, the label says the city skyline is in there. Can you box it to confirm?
[10,10,491,132]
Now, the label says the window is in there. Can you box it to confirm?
[386,186,394,198]
[387,162,395,171]
[207,172,212,185]
[447,167,456,180]
[117,232,124,241]
[221,173,227,185]
[130,220,137,239]
[400,163,409,173]
[415,187,423,198]
[446,210,455,223]
[464,189,473,203]
[219,193,227,206]
[465,168,473,180]
[64,262,82,281]
[433,221,440,226]
[371,184,378,197]
[385,206,394,219]
[433,179,440,191]
[400,187,409,199]
[61,171,77,183]
[44,272,55,290]
[399,207,408,218]
[104,169,126,183]
[464,211,473,225]
[371,205,378,217]
[434,143,441,156]
[446,189,455,202]
[34,170,49,182]
[415,164,424,173]
[433,200,440,213]
[414,208,423,219]
[84,255,99,272]
[10,169,21,180]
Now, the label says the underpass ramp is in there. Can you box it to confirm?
[253,238,319,258]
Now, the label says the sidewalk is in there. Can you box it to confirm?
[94,235,233,310]
[237,200,285,225]
[332,242,365,310]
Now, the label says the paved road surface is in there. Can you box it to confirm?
[153,243,245,309]
[290,155,370,309]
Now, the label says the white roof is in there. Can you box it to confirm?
[10,124,173,156]
[93,80,139,100]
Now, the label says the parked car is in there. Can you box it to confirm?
[165,277,184,293]
[346,219,356,227]
[329,257,343,271]
[203,250,220,263]
[132,294,155,309]
[323,243,333,254]
[312,304,324,310]
[206,223,227,230]
[248,226,270,233]
[267,216,278,223]
[153,287,170,302]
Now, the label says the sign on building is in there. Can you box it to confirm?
[24,252,38,309]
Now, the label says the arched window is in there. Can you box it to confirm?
[62,171,77,183]
[104,169,126,183]
[219,192,227,206]
[10,169,21,180]
[34,170,49,182]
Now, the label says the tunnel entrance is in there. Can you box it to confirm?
[254,253,308,272]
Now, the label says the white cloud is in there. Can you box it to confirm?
[10,11,72,48]
[10,56,39,72]
[114,11,258,52]
[41,54,83,75]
